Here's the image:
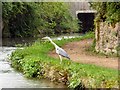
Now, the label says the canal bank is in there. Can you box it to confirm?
[1,33,84,89]
[10,33,118,88]
[0,47,66,89]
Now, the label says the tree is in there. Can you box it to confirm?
[33,2,79,35]
[2,2,79,38]
[2,2,36,37]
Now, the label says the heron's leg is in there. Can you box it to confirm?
[58,55,62,64]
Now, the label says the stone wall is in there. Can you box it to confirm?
[95,22,120,55]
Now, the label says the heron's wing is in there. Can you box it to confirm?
[57,47,70,59]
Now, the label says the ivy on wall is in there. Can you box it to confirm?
[90,2,120,24]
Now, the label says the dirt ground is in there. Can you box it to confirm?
[49,39,119,70]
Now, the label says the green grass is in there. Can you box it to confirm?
[10,32,119,88]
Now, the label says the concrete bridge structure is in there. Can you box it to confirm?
[67,2,97,33]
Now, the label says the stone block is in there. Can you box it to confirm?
[95,22,119,55]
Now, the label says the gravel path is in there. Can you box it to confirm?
[49,39,118,70]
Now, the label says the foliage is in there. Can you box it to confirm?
[90,2,120,23]
[2,2,79,38]
[31,2,79,35]
[2,2,36,37]
[10,32,118,88]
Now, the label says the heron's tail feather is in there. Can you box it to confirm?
[67,57,70,60]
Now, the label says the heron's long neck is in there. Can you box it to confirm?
[48,38,57,47]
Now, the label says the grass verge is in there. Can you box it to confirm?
[10,32,119,88]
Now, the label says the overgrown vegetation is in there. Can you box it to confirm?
[10,33,118,88]
[90,2,120,23]
[2,2,79,38]
[89,2,119,56]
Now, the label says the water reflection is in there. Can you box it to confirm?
[2,37,38,47]
[2,33,83,46]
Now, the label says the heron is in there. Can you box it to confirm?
[42,36,70,64]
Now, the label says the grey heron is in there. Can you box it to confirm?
[42,37,70,64]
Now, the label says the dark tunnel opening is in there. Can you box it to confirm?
[77,13,95,33]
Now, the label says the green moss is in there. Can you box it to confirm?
[116,45,120,57]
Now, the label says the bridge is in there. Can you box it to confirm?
[68,2,97,33]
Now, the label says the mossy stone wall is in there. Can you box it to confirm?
[95,22,120,55]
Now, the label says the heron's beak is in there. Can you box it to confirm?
[42,37,46,40]
[42,37,48,42]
